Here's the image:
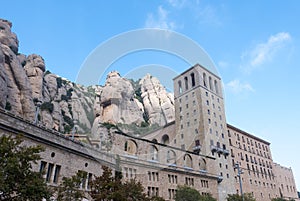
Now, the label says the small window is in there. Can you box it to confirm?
[161,134,170,145]
[40,161,47,174]
[214,80,219,94]
[178,81,182,94]
[191,73,195,87]
[184,77,188,90]
[53,165,61,183]
[46,163,54,182]
[209,76,213,91]
[203,73,207,87]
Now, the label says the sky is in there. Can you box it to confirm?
[1,0,300,190]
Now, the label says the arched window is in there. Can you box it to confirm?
[209,76,213,91]
[191,73,195,87]
[150,145,158,161]
[161,134,169,145]
[178,81,182,94]
[152,139,158,143]
[184,76,188,90]
[184,154,193,168]
[167,150,176,164]
[214,80,219,94]
[124,140,138,155]
[199,158,206,170]
[203,73,207,87]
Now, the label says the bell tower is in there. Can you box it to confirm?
[173,63,235,201]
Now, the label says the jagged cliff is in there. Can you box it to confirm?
[0,18,175,139]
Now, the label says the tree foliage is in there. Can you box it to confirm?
[0,134,51,201]
[175,185,216,201]
[56,171,86,201]
[175,185,201,201]
[90,166,165,201]
[226,193,256,201]
[199,194,217,201]
[271,198,295,201]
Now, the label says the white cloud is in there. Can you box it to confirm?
[241,32,291,73]
[226,79,254,94]
[145,6,177,30]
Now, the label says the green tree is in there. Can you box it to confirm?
[56,171,86,201]
[150,196,166,201]
[175,185,201,201]
[90,166,165,201]
[175,186,216,201]
[271,198,295,201]
[226,193,256,201]
[90,166,116,201]
[199,194,217,201]
[121,178,152,201]
[0,134,51,200]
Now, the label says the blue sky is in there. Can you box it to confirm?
[2,0,300,190]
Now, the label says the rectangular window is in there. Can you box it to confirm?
[46,163,54,182]
[80,171,87,189]
[40,161,47,174]
[53,165,61,183]
[87,173,93,189]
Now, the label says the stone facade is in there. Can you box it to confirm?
[173,64,235,201]
[0,108,219,200]
[273,163,298,200]
[227,124,277,200]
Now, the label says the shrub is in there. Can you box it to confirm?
[5,101,11,111]
[40,102,54,113]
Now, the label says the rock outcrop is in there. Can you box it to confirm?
[98,71,144,125]
[0,19,35,120]
[140,74,175,126]
[0,18,175,140]
[24,54,45,101]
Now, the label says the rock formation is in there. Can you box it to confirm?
[0,19,35,120]
[140,74,175,126]
[0,18,175,140]
[98,71,144,125]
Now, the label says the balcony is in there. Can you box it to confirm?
[223,149,229,156]
[216,147,223,154]
[192,145,201,153]
[210,145,217,152]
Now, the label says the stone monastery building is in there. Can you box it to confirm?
[0,64,298,201]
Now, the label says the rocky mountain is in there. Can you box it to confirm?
[0,18,175,139]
